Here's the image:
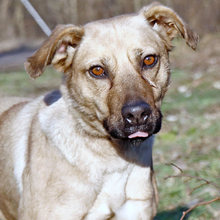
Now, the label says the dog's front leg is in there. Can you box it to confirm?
[112,166,156,220]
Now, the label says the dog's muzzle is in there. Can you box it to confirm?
[103,100,162,145]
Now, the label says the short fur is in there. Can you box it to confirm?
[0,2,198,220]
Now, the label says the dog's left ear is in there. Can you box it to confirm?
[25,25,84,79]
[141,2,199,50]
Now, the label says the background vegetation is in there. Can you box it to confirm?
[0,0,220,219]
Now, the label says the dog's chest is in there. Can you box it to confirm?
[84,165,133,219]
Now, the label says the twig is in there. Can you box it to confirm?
[180,197,220,220]
[164,163,220,220]
[164,163,220,189]
[188,182,209,195]
[165,162,183,173]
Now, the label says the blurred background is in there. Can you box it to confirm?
[0,0,220,53]
[0,0,220,219]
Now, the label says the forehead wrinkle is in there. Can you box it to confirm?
[126,48,139,71]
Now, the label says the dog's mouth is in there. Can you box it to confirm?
[103,110,162,148]
[126,131,149,147]
[104,123,155,147]
[103,123,153,142]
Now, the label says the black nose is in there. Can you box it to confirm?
[121,101,152,126]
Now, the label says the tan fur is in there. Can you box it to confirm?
[0,2,198,220]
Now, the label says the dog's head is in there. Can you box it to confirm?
[25,2,198,152]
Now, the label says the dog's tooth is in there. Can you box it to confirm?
[126,118,132,123]
[143,115,148,121]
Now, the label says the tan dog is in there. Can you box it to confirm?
[0,2,198,220]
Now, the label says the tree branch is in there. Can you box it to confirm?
[165,162,183,173]
[164,163,220,189]
[188,182,209,196]
[180,197,220,220]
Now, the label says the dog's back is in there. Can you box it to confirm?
[0,97,31,115]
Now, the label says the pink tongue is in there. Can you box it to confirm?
[128,131,149,139]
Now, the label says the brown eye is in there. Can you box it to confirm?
[90,66,105,76]
[143,55,157,67]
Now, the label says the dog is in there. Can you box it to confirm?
[0,2,198,220]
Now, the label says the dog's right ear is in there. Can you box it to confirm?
[25,25,84,79]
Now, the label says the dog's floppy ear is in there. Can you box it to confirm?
[25,25,84,79]
[141,2,198,50]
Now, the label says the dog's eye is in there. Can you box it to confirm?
[89,66,105,77]
[143,55,157,67]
